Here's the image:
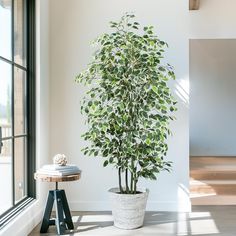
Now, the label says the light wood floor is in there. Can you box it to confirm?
[29,206,236,235]
[190,156,236,205]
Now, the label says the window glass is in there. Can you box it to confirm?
[14,137,27,203]
[14,0,26,66]
[0,0,12,60]
[0,60,12,138]
[14,67,26,135]
[0,139,13,215]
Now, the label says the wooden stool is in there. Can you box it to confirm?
[34,173,81,235]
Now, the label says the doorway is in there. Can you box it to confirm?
[190,39,236,205]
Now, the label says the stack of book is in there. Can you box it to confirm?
[37,164,81,176]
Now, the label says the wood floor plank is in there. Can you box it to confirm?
[190,156,236,205]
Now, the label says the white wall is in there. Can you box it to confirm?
[0,0,50,235]
[190,39,236,156]
[49,0,190,212]
[189,0,236,157]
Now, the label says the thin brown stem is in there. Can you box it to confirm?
[130,159,135,193]
[134,178,137,194]
[118,167,123,193]
[130,172,133,194]
[125,168,129,193]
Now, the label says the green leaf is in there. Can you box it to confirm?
[103,160,109,167]
[145,138,151,145]
[151,86,158,94]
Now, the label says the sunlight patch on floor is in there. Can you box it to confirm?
[190,219,219,235]
[73,214,113,223]
[188,212,219,235]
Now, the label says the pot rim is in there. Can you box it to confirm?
[108,187,149,195]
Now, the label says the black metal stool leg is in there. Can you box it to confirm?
[54,190,67,235]
[40,183,74,235]
[61,190,74,229]
[40,191,54,233]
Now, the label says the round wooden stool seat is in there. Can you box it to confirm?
[34,172,81,182]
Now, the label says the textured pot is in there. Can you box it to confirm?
[109,188,149,229]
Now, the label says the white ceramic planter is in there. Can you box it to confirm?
[109,188,149,229]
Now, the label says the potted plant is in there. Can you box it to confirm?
[76,13,177,229]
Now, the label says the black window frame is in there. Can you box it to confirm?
[0,0,36,228]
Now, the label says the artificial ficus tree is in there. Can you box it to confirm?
[76,14,177,194]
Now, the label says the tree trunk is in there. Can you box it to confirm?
[125,169,129,193]
[118,167,123,193]
[130,172,134,193]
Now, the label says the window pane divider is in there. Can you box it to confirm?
[0,56,27,71]
[2,134,28,141]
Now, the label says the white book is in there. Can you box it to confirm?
[37,169,81,176]
[42,164,79,171]
[38,170,81,174]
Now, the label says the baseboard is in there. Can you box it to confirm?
[69,200,191,212]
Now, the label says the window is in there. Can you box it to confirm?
[0,0,35,226]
